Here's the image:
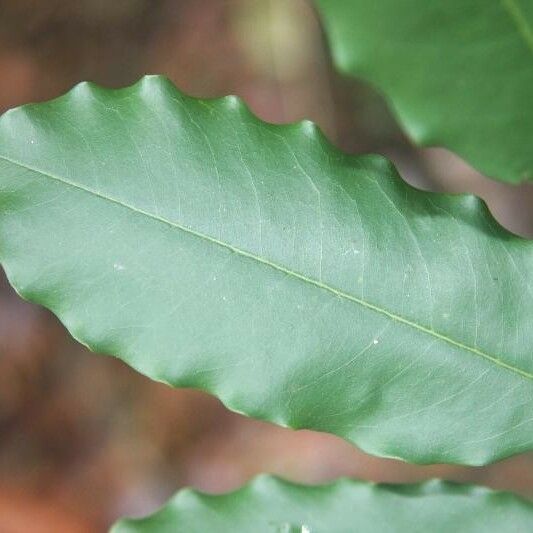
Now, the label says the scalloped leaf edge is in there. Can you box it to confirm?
[0,76,532,468]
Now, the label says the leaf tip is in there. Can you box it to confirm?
[137,74,175,90]
[221,94,243,109]
[70,80,99,96]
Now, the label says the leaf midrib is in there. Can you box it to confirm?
[501,0,533,55]
[2,154,531,381]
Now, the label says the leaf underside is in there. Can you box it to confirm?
[112,476,533,533]
[315,0,533,183]
[0,77,532,466]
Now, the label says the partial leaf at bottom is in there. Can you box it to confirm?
[111,476,533,533]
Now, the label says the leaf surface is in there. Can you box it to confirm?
[0,77,532,465]
[112,476,533,533]
[314,0,533,183]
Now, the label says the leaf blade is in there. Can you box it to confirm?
[315,0,533,183]
[111,476,533,533]
[0,77,532,465]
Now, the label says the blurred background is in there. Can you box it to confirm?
[0,1,532,531]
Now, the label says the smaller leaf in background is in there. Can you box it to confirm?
[315,0,533,184]
[111,475,533,533]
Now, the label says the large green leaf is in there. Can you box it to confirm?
[314,0,533,183]
[112,476,533,532]
[0,77,532,466]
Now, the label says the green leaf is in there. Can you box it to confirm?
[111,476,533,533]
[0,77,532,466]
[314,0,533,183]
